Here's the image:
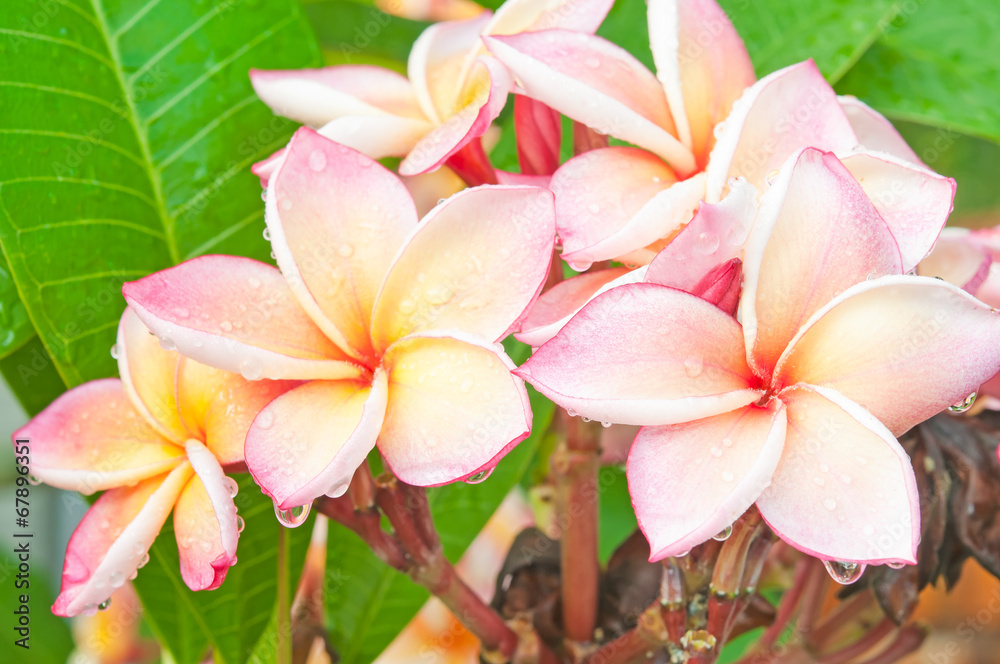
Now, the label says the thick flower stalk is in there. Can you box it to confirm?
[123,128,556,513]
[13,309,294,616]
[249,0,613,181]
[486,0,951,273]
[516,148,1000,573]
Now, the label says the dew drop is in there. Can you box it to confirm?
[110,344,119,359]
[948,392,977,413]
[587,203,600,214]
[98,598,111,611]
[601,421,612,428]
[82,604,99,617]
[279,199,292,212]
[684,356,704,378]
[581,416,591,423]
[260,190,267,202]
[710,446,723,458]
[399,299,417,315]
[694,231,720,255]
[137,552,150,569]
[27,475,42,486]
[274,502,312,528]
[158,337,176,351]
[674,549,691,558]
[338,243,354,258]
[262,227,271,241]
[236,515,245,533]
[219,320,233,332]
[465,468,493,484]
[239,358,264,380]
[248,276,262,288]
[713,122,726,139]
[823,498,837,511]
[584,56,601,69]
[255,410,274,430]
[713,525,733,541]
[222,476,239,498]
[721,470,735,482]
[328,481,350,498]
[765,169,780,186]
[823,560,866,585]
[813,476,825,486]
[110,570,125,588]
[308,150,327,172]
[887,561,906,570]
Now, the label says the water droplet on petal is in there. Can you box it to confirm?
[274,502,311,528]
[713,525,733,541]
[262,227,271,241]
[98,598,111,611]
[110,344,119,359]
[694,232,719,255]
[674,549,691,558]
[721,470,734,482]
[82,604,99,617]
[158,337,176,351]
[279,199,292,212]
[587,203,600,214]
[110,570,125,588]
[823,498,837,511]
[823,560,866,585]
[222,476,239,498]
[949,392,977,413]
[684,356,704,378]
[308,150,327,172]
[765,169,780,186]
[710,446,723,458]
[248,276,262,289]
[466,468,493,484]
[581,416,591,423]
[255,410,274,430]
[240,358,264,380]
[235,515,245,534]
[713,122,726,139]
[27,475,42,486]
[584,56,601,69]
[338,243,354,258]
[601,421,612,428]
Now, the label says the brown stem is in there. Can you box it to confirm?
[759,557,812,650]
[445,138,498,186]
[315,495,408,569]
[375,474,435,563]
[817,618,895,664]
[853,625,927,664]
[554,409,602,643]
[581,602,673,664]
[349,460,376,511]
[808,589,875,651]
[661,558,687,643]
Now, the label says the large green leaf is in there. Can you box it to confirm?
[0,548,74,664]
[133,475,314,664]
[301,0,428,69]
[0,0,321,391]
[0,253,31,359]
[326,388,556,664]
[0,335,67,416]
[836,0,1000,143]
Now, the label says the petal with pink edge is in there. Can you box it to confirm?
[13,379,184,494]
[174,440,239,591]
[485,0,614,36]
[400,56,512,176]
[124,256,363,381]
[688,258,743,315]
[408,12,493,122]
[267,128,417,359]
[516,266,647,348]
[758,385,919,565]
[484,32,696,176]
[648,0,756,165]
[117,307,185,441]
[371,186,555,352]
[249,66,428,128]
[316,114,434,162]
[774,276,1000,437]
[629,401,786,560]
[840,150,956,272]
[52,463,193,617]
[645,175,756,293]
[378,333,531,486]
[839,96,922,165]
[704,61,857,202]
[245,373,387,510]
[741,149,902,378]
[516,283,761,425]
[252,148,285,189]
[550,147,678,264]
[176,358,298,466]
[917,228,992,294]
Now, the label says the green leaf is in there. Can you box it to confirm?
[836,0,1000,143]
[0,335,67,416]
[301,0,428,69]
[133,475,314,664]
[0,0,321,391]
[0,548,75,664]
[0,253,31,359]
[598,465,637,564]
[326,387,556,664]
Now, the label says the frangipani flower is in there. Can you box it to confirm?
[249,0,613,179]
[378,0,486,22]
[516,148,1000,567]
[123,128,556,510]
[486,0,948,270]
[13,309,294,616]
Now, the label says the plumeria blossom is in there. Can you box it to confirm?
[515,148,1000,567]
[123,128,556,510]
[12,309,294,616]
[249,0,613,180]
[486,0,951,271]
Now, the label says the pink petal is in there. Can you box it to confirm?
[399,166,468,217]
[484,31,696,176]
[629,401,786,560]
[496,170,552,187]
[758,385,919,565]
[516,283,762,425]
[400,56,512,176]
[316,114,434,162]
[245,374,388,510]
[517,267,631,345]
[117,307,186,441]
[644,175,756,292]
[741,148,902,378]
[917,228,993,294]
[52,463,193,617]
[124,256,363,381]
[252,148,285,189]
[174,440,239,591]
[688,258,742,315]
[704,60,857,202]
[550,147,678,266]
[249,66,427,128]
[485,0,614,36]
[516,267,647,348]
[13,379,184,494]
[839,150,956,272]
[839,96,923,165]
[514,95,562,176]
[267,128,418,359]
[378,333,531,486]
[648,0,755,166]
[175,359,299,466]
[773,276,1000,437]
[370,186,555,352]
[409,12,494,123]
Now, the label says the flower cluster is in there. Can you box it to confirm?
[16,0,1000,617]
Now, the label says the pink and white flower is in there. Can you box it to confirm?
[515,148,1000,567]
[249,0,613,179]
[12,309,294,616]
[123,128,556,510]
